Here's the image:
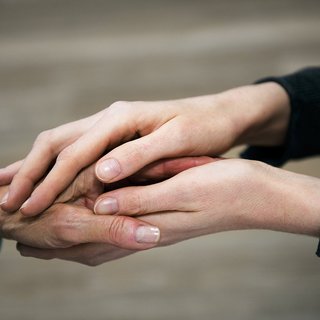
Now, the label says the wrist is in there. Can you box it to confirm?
[277,171,320,237]
[251,166,320,237]
[219,82,290,147]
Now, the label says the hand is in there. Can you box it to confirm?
[9,157,320,266]
[15,158,320,266]
[0,82,289,216]
[0,197,161,252]
[0,157,215,265]
[94,158,320,242]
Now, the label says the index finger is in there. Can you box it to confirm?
[18,105,140,216]
[1,113,103,213]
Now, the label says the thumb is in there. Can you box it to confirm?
[52,204,161,250]
[93,176,183,217]
[95,121,183,183]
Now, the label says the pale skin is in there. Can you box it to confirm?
[0,82,289,215]
[1,82,320,265]
[0,157,219,265]
[1,157,320,266]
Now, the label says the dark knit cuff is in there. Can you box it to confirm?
[241,67,320,167]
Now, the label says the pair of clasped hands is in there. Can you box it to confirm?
[1,82,318,266]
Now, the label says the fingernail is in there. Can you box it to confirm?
[0,192,8,206]
[20,198,30,210]
[135,226,160,244]
[94,197,118,215]
[96,158,121,182]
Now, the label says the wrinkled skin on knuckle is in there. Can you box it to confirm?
[49,206,83,247]
[107,216,131,247]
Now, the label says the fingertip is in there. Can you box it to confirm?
[19,199,36,216]
[19,197,44,217]
[19,207,39,217]
[0,192,17,213]
[95,158,121,182]
[125,218,161,249]
[135,225,160,245]
[2,175,37,213]
[18,186,57,216]
[94,197,119,215]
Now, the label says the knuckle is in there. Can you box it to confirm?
[51,215,68,242]
[56,145,75,162]
[51,208,79,245]
[107,216,129,246]
[34,130,58,156]
[125,140,149,164]
[56,145,80,170]
[34,130,52,145]
[121,191,145,216]
[108,100,133,115]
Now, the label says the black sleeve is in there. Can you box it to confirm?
[241,67,320,167]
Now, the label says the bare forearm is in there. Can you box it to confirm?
[250,164,320,237]
[220,82,291,147]
[277,172,320,237]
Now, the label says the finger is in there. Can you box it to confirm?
[94,158,227,216]
[131,156,219,182]
[17,242,135,266]
[94,174,186,216]
[5,204,161,249]
[53,163,103,210]
[68,208,161,250]
[2,114,102,213]
[0,160,23,186]
[95,119,189,184]
[18,103,144,216]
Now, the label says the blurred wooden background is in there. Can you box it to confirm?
[0,1,320,319]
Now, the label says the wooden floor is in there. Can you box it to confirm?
[1,1,320,319]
